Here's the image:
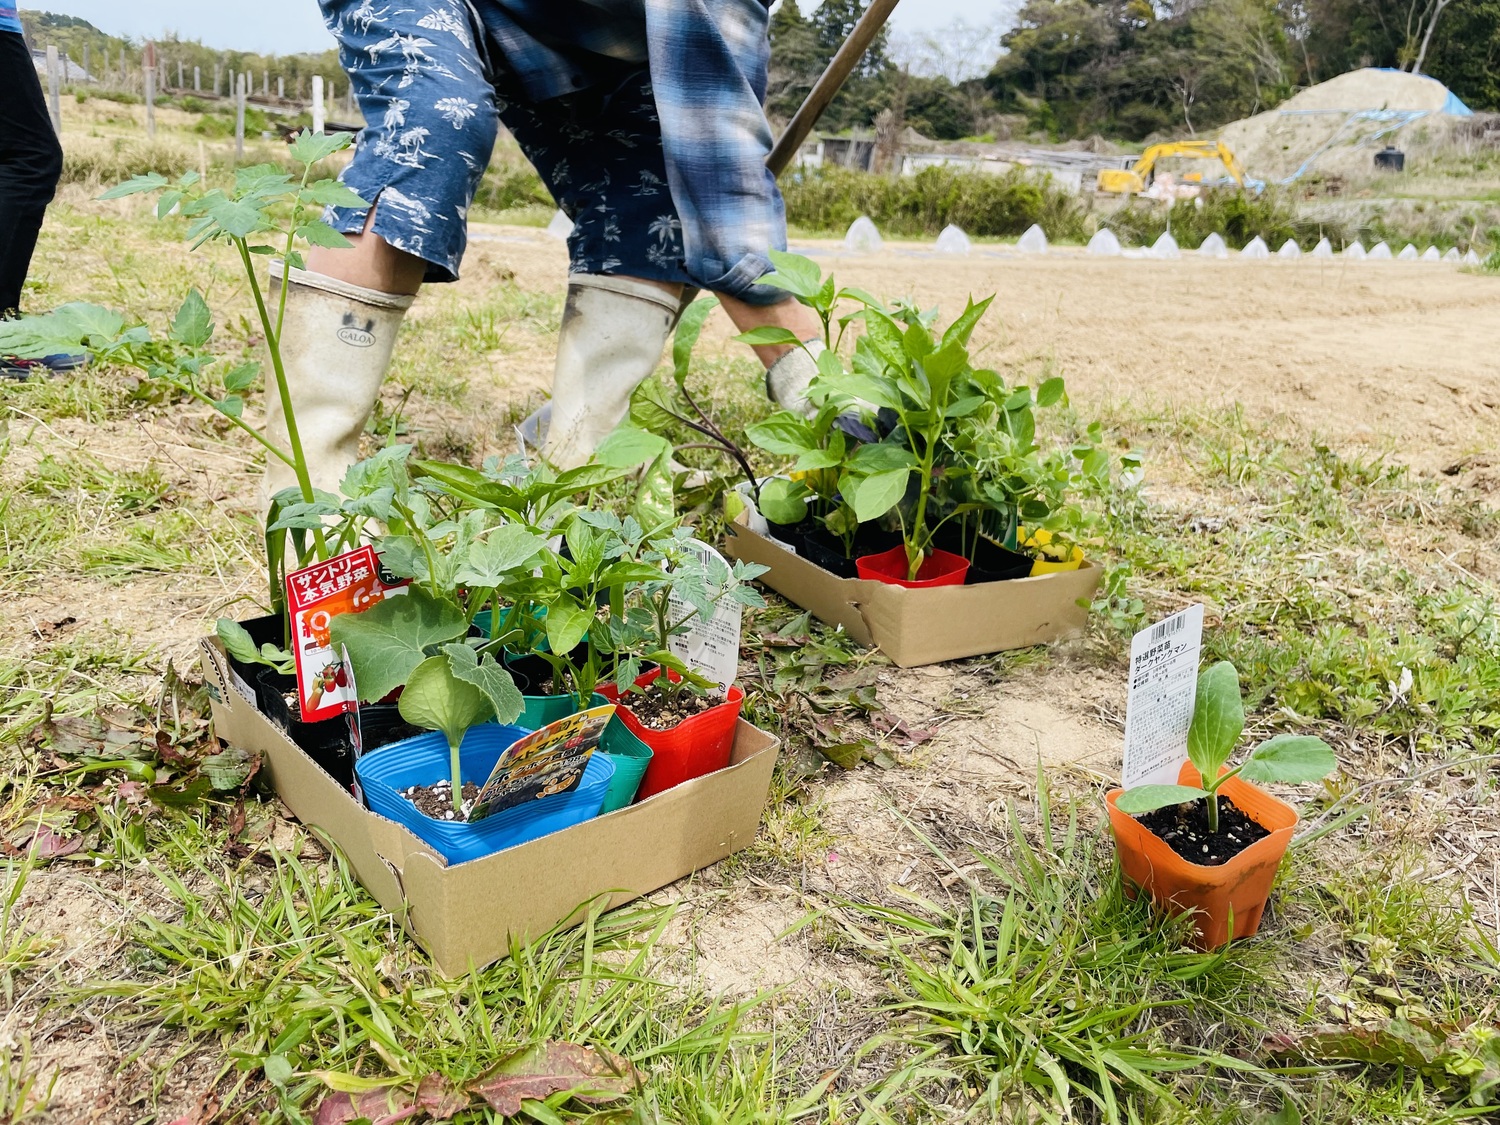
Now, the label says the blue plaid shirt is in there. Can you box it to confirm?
[324,0,787,301]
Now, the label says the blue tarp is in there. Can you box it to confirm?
[1370,67,1474,116]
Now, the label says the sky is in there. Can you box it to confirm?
[27,0,1015,58]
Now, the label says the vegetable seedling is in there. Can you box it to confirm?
[1114,661,1336,834]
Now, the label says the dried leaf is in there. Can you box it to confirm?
[154,729,198,769]
[469,1041,640,1116]
[27,825,83,860]
[164,1090,220,1125]
[819,743,869,770]
[1265,1017,1442,1069]
[311,1073,466,1125]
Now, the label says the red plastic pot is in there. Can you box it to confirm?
[599,667,744,800]
[855,545,970,588]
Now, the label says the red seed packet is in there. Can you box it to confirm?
[285,545,408,723]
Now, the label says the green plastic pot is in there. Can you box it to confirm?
[598,717,653,812]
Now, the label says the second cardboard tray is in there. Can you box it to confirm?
[723,514,1102,668]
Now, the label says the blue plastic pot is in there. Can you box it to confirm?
[355,723,615,864]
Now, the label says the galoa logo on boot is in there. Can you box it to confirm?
[337,312,377,348]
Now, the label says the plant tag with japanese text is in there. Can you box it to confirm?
[1122,604,1205,788]
[285,545,408,723]
[668,539,743,690]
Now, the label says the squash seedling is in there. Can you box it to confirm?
[1115,660,1336,833]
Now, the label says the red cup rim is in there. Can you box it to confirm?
[855,544,969,588]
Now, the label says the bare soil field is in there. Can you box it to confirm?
[4,205,1499,1124]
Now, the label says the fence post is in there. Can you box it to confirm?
[194,65,201,92]
[82,41,89,80]
[45,46,61,133]
[213,63,221,96]
[235,72,247,159]
[144,41,156,138]
[263,70,269,96]
[277,75,285,99]
[312,75,325,134]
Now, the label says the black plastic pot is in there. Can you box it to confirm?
[226,613,288,693]
[799,527,859,578]
[933,525,1033,584]
[254,668,421,790]
[765,517,813,548]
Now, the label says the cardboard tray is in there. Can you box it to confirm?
[199,637,780,976]
[722,513,1102,668]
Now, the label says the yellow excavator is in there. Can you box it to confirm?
[1096,139,1253,195]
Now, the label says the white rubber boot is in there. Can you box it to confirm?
[541,274,681,470]
[262,264,413,503]
[765,338,827,417]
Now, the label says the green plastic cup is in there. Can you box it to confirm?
[598,715,653,813]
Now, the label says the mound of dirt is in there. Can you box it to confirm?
[1219,68,1466,182]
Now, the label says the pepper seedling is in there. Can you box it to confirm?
[1115,661,1336,833]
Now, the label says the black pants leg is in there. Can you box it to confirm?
[0,32,64,315]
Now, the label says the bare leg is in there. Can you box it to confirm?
[305,205,427,296]
[718,292,822,368]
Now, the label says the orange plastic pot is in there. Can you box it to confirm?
[855,545,969,588]
[1106,761,1298,948]
[599,668,744,800]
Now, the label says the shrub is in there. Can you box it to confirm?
[780,165,1089,240]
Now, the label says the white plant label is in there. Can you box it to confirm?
[1121,604,1205,788]
[667,539,743,690]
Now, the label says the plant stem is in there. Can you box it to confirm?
[449,734,463,815]
[236,237,330,561]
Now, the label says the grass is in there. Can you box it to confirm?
[2,107,1499,1120]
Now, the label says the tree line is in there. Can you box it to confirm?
[769,0,1500,143]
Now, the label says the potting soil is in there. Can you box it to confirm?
[1135,796,1270,865]
[403,778,481,822]
[625,687,726,731]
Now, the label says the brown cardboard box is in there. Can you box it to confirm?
[199,637,780,976]
[723,515,1102,668]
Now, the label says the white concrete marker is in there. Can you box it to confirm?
[1017,223,1049,254]
[1421,246,1441,262]
[1464,249,1482,266]
[1086,228,1122,256]
[1241,236,1270,259]
[1397,244,1419,260]
[844,215,883,253]
[1198,232,1228,258]
[1312,237,1333,259]
[1443,247,1461,262]
[1344,240,1367,260]
[1277,239,1302,259]
[935,224,971,254]
[1369,242,1393,259]
[1151,231,1180,259]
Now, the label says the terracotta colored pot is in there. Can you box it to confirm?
[599,667,743,800]
[855,545,969,588]
[1106,761,1298,948]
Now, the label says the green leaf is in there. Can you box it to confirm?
[757,477,811,525]
[940,295,994,350]
[444,644,524,726]
[733,326,804,348]
[205,197,273,239]
[1114,784,1210,815]
[374,536,430,582]
[792,447,843,472]
[595,427,668,468]
[221,360,261,393]
[301,180,368,208]
[262,1054,294,1091]
[852,468,910,522]
[629,379,681,433]
[848,442,918,472]
[761,249,824,300]
[212,395,244,419]
[329,588,468,703]
[1240,735,1336,785]
[545,598,593,657]
[745,415,816,457]
[671,297,718,388]
[398,654,494,754]
[287,130,353,165]
[98,173,169,200]
[632,447,675,531]
[201,746,257,790]
[217,618,262,666]
[1187,661,1245,781]
[296,221,353,249]
[1036,376,1067,408]
[453,524,547,588]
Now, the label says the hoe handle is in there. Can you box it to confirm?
[766,0,902,179]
